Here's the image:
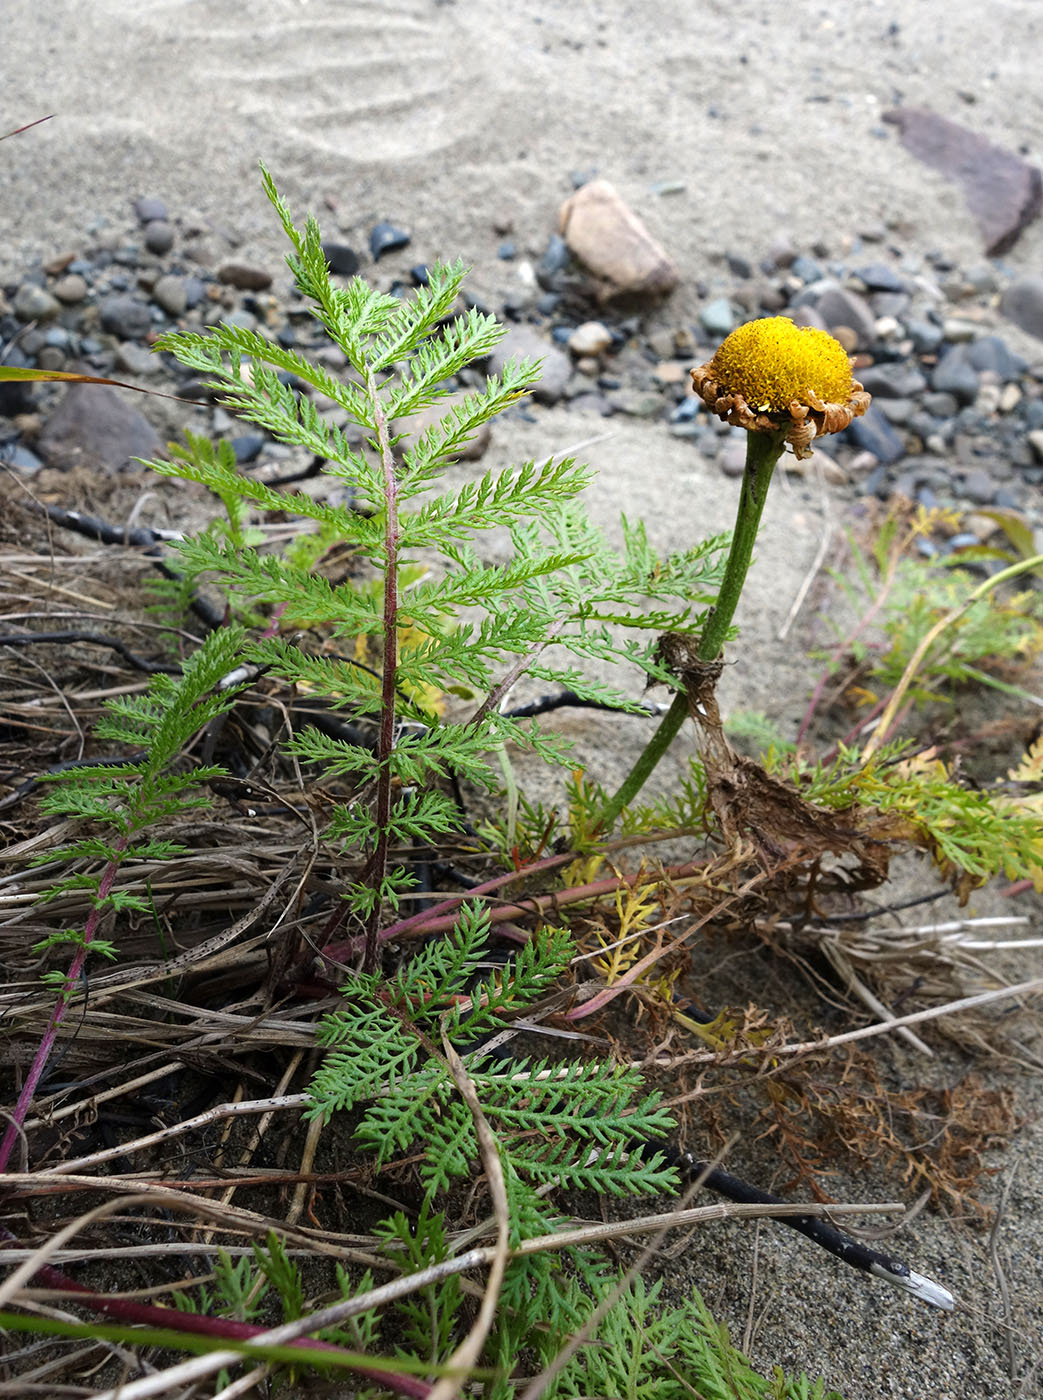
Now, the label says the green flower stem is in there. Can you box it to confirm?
[597,427,787,831]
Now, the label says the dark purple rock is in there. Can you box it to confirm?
[321,242,360,277]
[218,263,273,291]
[144,220,175,255]
[999,276,1043,341]
[134,196,168,225]
[38,383,163,471]
[99,293,152,340]
[843,405,906,464]
[883,107,1042,254]
[369,222,411,261]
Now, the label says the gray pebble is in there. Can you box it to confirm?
[53,273,89,304]
[134,196,168,224]
[921,391,959,418]
[486,324,572,404]
[905,317,944,354]
[959,468,997,504]
[0,441,44,472]
[152,274,188,316]
[858,363,928,398]
[115,342,157,376]
[698,297,736,338]
[965,334,1026,380]
[100,293,152,340]
[13,283,61,321]
[845,406,906,463]
[854,262,907,293]
[932,346,981,404]
[37,346,66,371]
[144,220,175,255]
[999,275,1043,341]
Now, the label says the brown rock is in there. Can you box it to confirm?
[558,179,679,305]
[217,262,273,291]
[38,384,164,472]
[883,107,1042,255]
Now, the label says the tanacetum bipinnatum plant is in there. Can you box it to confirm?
[146,166,729,969]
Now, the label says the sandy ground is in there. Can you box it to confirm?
[2,1,1043,1396]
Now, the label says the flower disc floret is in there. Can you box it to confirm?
[708,317,854,412]
[690,316,870,459]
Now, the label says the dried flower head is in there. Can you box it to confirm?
[690,316,871,459]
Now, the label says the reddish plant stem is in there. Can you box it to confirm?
[0,1227,430,1397]
[362,370,401,974]
[0,837,127,1175]
[321,855,711,967]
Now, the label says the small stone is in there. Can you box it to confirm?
[321,242,360,276]
[718,438,748,477]
[847,449,881,476]
[497,241,516,261]
[52,273,88,304]
[152,274,188,316]
[567,321,613,356]
[0,441,44,472]
[1000,276,1043,341]
[922,391,959,418]
[959,467,996,504]
[652,361,687,385]
[99,293,152,340]
[932,346,981,404]
[13,283,61,321]
[697,297,736,338]
[999,383,1023,413]
[1026,429,1043,463]
[789,255,823,283]
[134,196,168,224]
[38,383,163,471]
[810,283,877,348]
[816,455,850,486]
[858,363,928,398]
[143,220,175,255]
[218,263,273,291]
[942,317,978,343]
[221,307,258,333]
[725,251,752,278]
[854,262,907,293]
[906,317,944,354]
[36,346,66,372]
[875,397,915,425]
[765,233,798,268]
[830,324,858,354]
[884,106,1042,254]
[558,178,679,305]
[966,334,1027,380]
[844,405,906,463]
[230,435,266,464]
[114,341,157,376]
[974,383,1002,416]
[486,324,572,405]
[369,222,411,261]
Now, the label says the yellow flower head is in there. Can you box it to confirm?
[690,316,870,459]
